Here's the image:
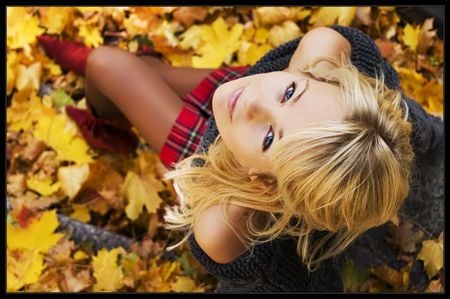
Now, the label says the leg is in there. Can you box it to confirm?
[85,46,183,154]
[138,55,216,98]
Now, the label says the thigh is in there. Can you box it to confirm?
[85,46,184,154]
[138,55,216,98]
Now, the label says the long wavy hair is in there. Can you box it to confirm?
[163,56,414,271]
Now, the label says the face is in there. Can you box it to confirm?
[212,71,345,173]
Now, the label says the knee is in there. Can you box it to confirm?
[85,46,124,78]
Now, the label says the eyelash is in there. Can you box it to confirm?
[262,82,296,152]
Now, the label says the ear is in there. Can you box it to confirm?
[248,167,260,182]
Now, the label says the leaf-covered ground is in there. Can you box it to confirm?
[6,7,444,293]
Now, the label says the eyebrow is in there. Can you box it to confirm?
[278,79,309,141]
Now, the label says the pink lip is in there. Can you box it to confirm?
[228,87,244,121]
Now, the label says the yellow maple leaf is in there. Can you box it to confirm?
[254,7,298,25]
[7,51,19,95]
[170,276,205,292]
[192,17,244,68]
[73,250,89,260]
[310,7,356,27]
[93,248,125,291]
[238,41,272,66]
[7,209,64,253]
[269,20,302,47]
[15,62,42,92]
[402,23,421,51]
[7,248,45,291]
[123,13,150,37]
[121,171,163,220]
[40,7,73,34]
[417,237,443,279]
[179,25,202,50]
[70,204,91,223]
[7,89,56,132]
[32,112,94,164]
[26,175,61,196]
[78,23,103,48]
[7,7,45,49]
[57,164,90,199]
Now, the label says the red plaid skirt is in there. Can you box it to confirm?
[159,66,249,169]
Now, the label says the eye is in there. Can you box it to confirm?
[281,82,296,103]
[262,125,274,152]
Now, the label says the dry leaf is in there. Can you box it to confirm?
[92,247,125,291]
[385,221,424,253]
[60,268,91,292]
[7,248,45,291]
[402,23,421,51]
[417,235,443,279]
[356,7,372,26]
[173,7,208,27]
[253,7,297,25]
[310,7,356,27]
[57,164,90,199]
[268,20,301,47]
[7,209,64,253]
[417,18,436,54]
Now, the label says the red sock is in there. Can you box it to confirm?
[37,35,93,76]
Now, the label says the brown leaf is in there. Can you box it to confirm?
[46,238,76,266]
[417,18,436,54]
[173,7,208,27]
[22,139,47,162]
[370,264,406,290]
[31,150,60,178]
[60,268,91,292]
[385,221,424,253]
[425,278,443,293]
[7,173,26,197]
[130,237,164,260]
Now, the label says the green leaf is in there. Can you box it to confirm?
[52,89,75,108]
[342,260,371,292]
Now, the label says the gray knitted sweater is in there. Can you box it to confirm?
[187,25,444,292]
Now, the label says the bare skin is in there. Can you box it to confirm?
[84,27,351,264]
[85,50,215,153]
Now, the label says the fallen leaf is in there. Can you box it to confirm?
[70,204,91,223]
[253,7,297,25]
[15,62,42,92]
[26,174,61,196]
[173,7,208,27]
[39,7,73,35]
[47,238,75,265]
[7,173,26,197]
[22,139,47,162]
[73,250,89,260]
[417,236,443,279]
[32,112,94,164]
[171,276,205,292]
[60,268,91,292]
[417,18,436,54]
[425,278,443,293]
[52,89,75,109]
[192,17,244,68]
[371,263,405,290]
[356,7,372,26]
[310,7,356,27]
[7,248,45,291]
[92,248,125,291]
[268,20,301,47]
[7,7,45,49]
[402,23,421,51]
[7,209,64,253]
[77,23,103,48]
[342,260,371,292]
[385,221,424,253]
[57,164,90,199]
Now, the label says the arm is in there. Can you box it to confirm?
[287,26,351,73]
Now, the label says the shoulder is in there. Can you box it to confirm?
[193,204,251,264]
[288,26,351,71]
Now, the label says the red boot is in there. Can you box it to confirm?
[37,35,93,76]
[65,105,139,155]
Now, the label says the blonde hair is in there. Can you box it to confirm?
[163,56,414,271]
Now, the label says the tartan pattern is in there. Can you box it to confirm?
[159,66,249,169]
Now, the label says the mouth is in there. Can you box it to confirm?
[228,86,244,121]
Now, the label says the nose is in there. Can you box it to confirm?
[243,95,270,121]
